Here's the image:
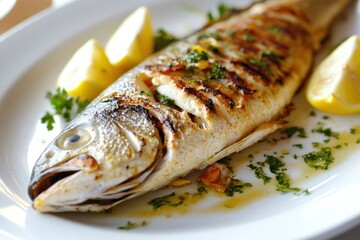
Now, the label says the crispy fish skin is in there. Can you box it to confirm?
[28,0,349,212]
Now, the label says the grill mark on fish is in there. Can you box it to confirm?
[199,85,235,109]
[237,61,271,83]
[172,77,217,112]
[226,71,256,94]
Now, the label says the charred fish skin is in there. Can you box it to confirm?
[28,0,349,212]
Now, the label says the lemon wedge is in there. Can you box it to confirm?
[306,35,360,114]
[57,39,118,101]
[105,6,153,73]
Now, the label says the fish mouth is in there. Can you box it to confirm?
[28,153,99,201]
[28,171,78,201]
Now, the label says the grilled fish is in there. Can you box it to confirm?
[28,0,350,212]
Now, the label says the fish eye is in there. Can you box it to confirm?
[56,126,94,150]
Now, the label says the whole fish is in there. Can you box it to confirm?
[28,0,350,212]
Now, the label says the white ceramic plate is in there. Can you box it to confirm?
[1,0,360,239]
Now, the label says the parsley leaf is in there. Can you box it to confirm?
[41,112,55,131]
[41,88,90,131]
[312,126,339,139]
[183,49,209,64]
[265,155,284,174]
[154,29,178,52]
[156,92,177,108]
[284,126,307,138]
[225,178,252,197]
[302,147,334,170]
[118,221,148,230]
[208,61,226,80]
[248,163,271,184]
[207,3,233,22]
[275,172,308,194]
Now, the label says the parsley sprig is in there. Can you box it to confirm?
[41,88,90,130]
[207,3,234,22]
[154,29,178,52]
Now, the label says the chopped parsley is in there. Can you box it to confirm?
[208,61,226,80]
[260,50,284,61]
[248,163,271,184]
[154,29,178,52]
[118,221,148,230]
[242,33,254,42]
[156,92,177,108]
[207,3,233,22]
[284,126,307,138]
[312,126,339,139]
[218,156,234,173]
[350,128,356,134]
[41,88,90,131]
[292,143,303,149]
[140,90,152,96]
[269,25,282,35]
[197,185,208,195]
[312,142,320,148]
[265,155,284,174]
[147,192,185,210]
[302,147,334,170]
[209,45,220,54]
[246,57,271,75]
[309,111,316,116]
[197,32,220,40]
[275,172,308,194]
[183,49,209,64]
[225,178,252,197]
[41,112,55,131]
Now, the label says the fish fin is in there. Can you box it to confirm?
[296,0,351,48]
[203,122,283,167]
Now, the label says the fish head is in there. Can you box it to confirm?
[28,100,161,212]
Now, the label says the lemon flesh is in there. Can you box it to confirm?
[105,6,153,72]
[306,35,360,114]
[57,39,118,101]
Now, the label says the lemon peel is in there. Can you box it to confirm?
[306,35,360,114]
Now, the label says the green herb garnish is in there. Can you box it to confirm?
[207,3,233,22]
[41,88,90,131]
[312,127,339,139]
[293,144,303,149]
[156,92,177,108]
[275,172,308,194]
[260,50,284,61]
[310,111,316,116]
[225,178,252,197]
[197,32,220,40]
[140,90,152,97]
[197,185,208,195]
[154,29,178,52]
[247,57,271,75]
[269,25,282,34]
[265,155,284,174]
[302,147,334,170]
[183,49,209,64]
[218,156,234,173]
[208,61,226,80]
[118,221,148,230]
[147,192,185,210]
[248,163,271,184]
[242,33,254,42]
[284,126,307,138]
